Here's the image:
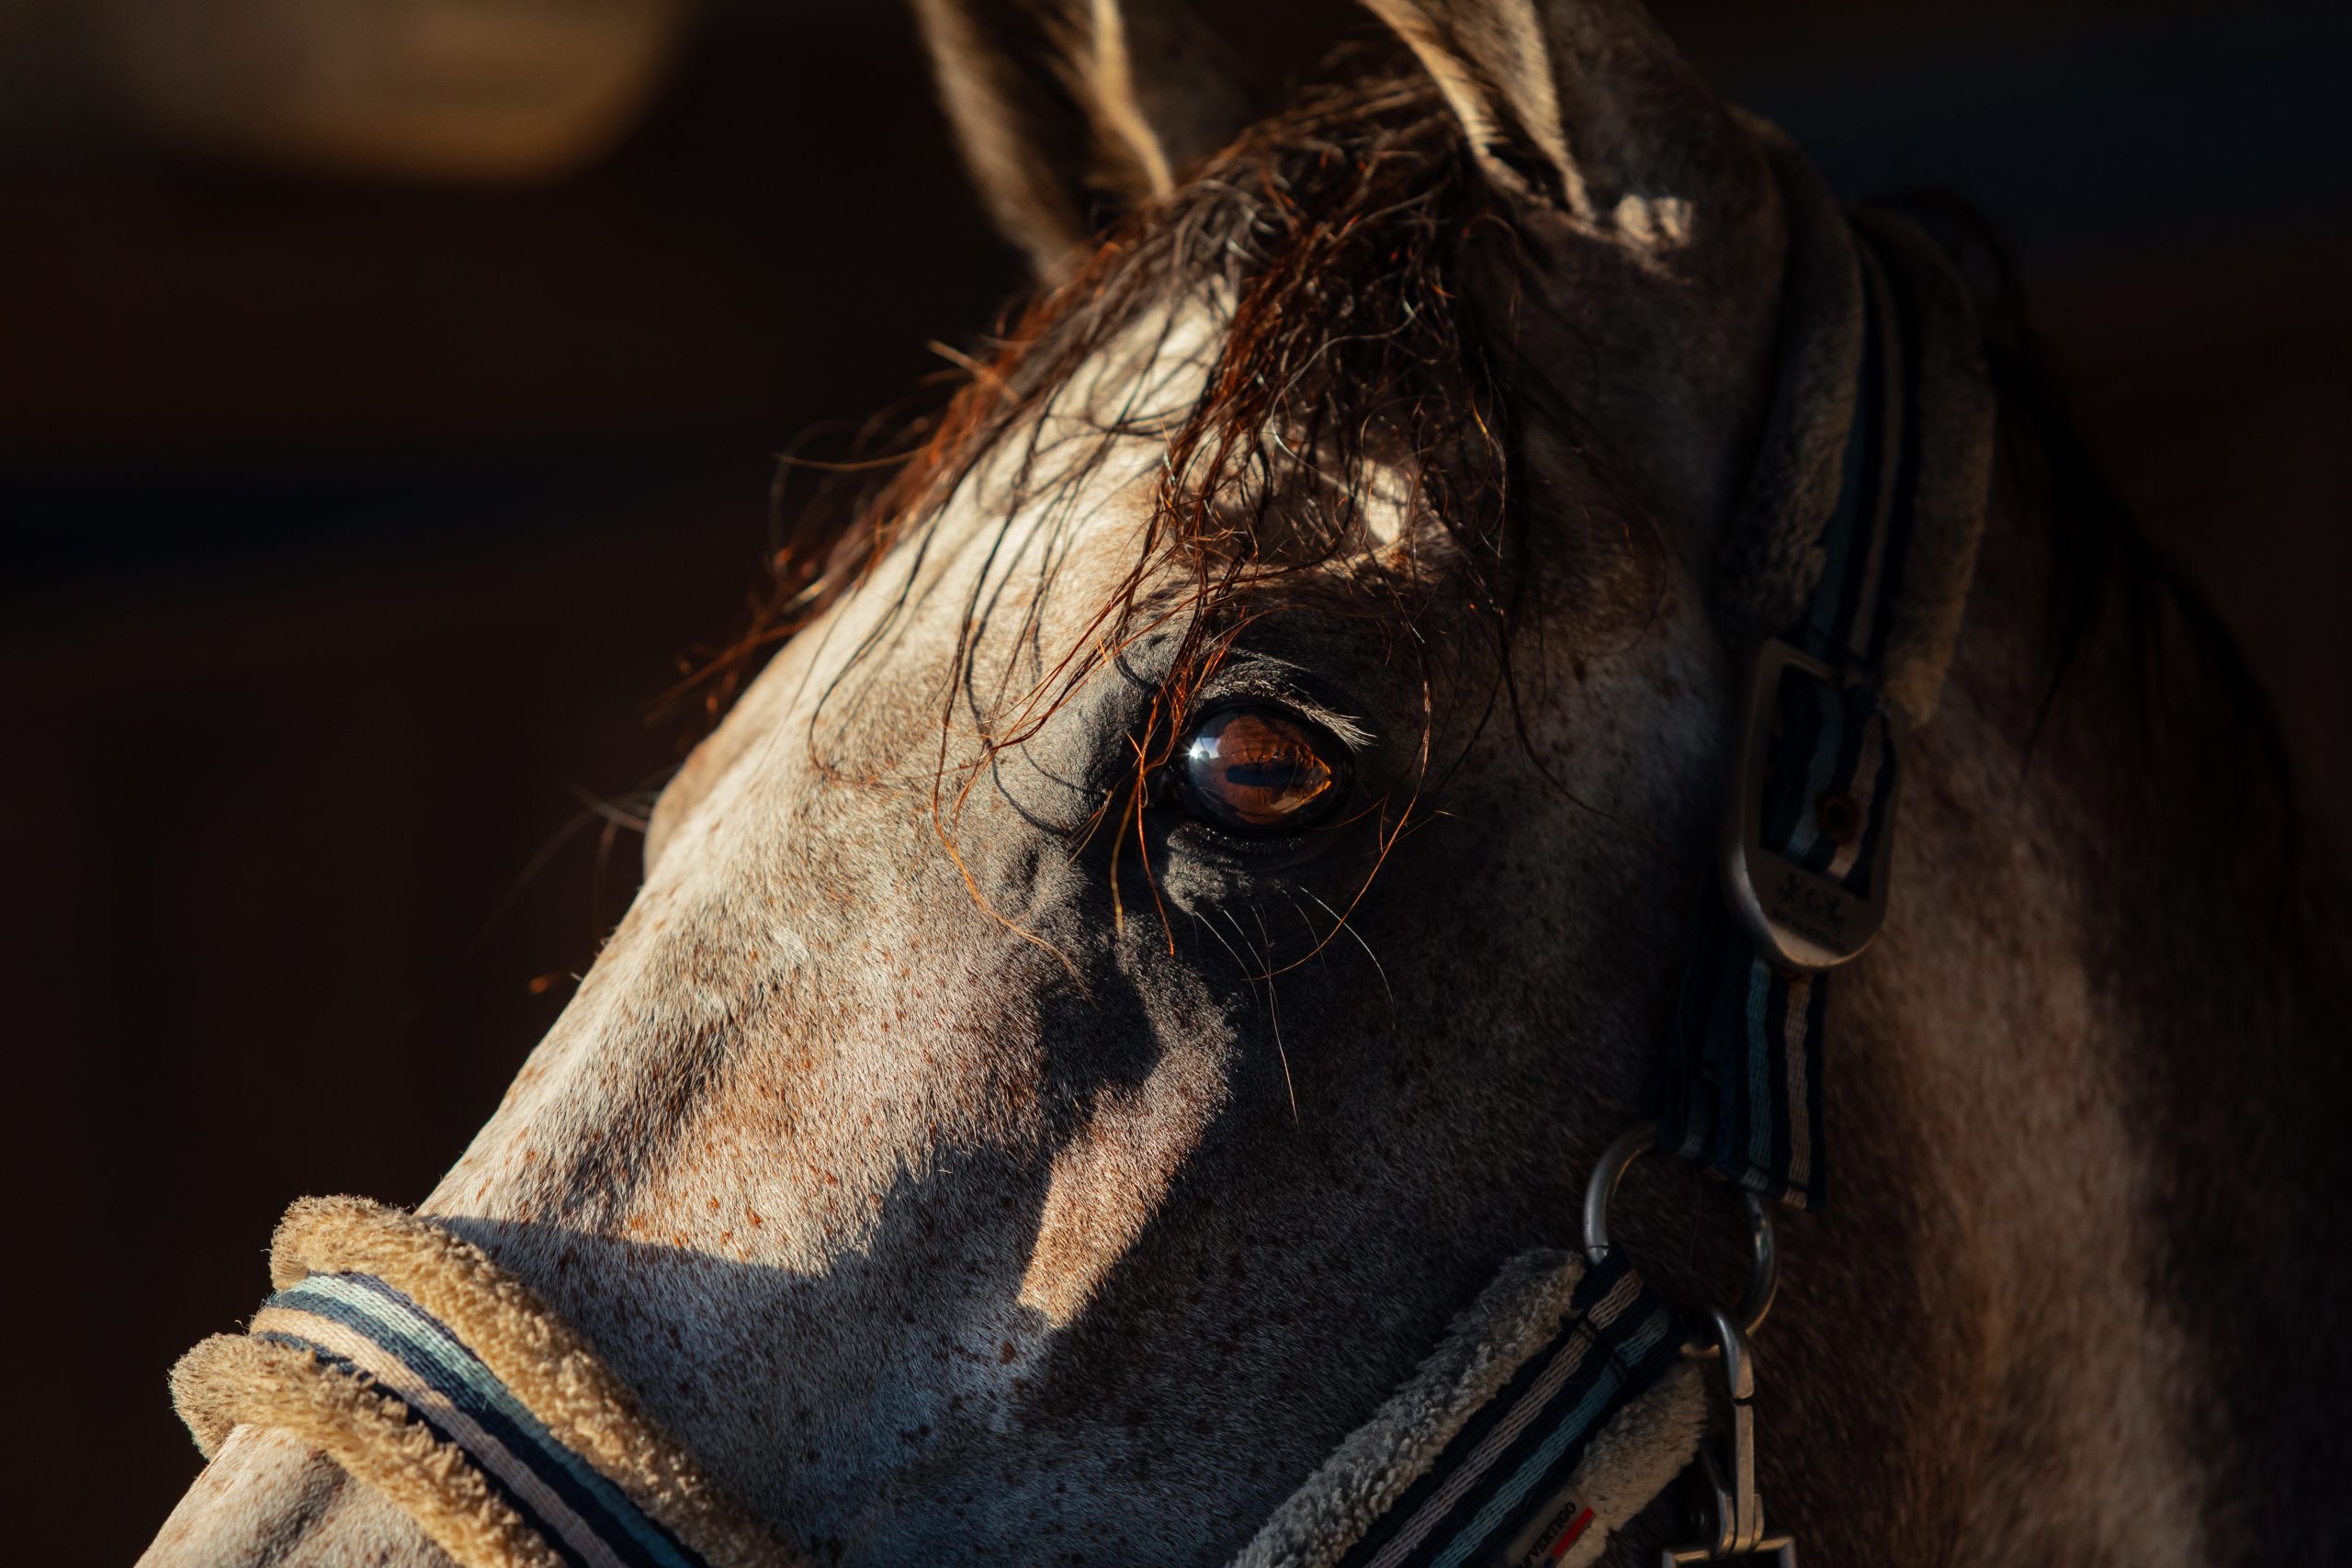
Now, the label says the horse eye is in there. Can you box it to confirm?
[1170,705,1350,834]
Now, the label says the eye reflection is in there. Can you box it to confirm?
[1174,705,1348,833]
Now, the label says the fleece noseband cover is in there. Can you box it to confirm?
[175,1201,1702,1568]
[172,1197,791,1568]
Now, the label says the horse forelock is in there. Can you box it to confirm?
[670,69,1684,961]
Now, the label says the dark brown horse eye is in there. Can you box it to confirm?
[1173,705,1350,834]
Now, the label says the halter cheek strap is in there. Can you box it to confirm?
[1661,237,1910,1213]
[1662,186,1995,1213]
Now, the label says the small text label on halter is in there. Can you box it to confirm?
[1510,1498,1595,1567]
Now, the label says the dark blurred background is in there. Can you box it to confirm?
[3,1,2345,1559]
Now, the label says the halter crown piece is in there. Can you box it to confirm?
[167,125,1993,1568]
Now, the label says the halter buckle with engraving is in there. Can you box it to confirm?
[1723,638,1899,974]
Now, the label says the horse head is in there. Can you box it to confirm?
[143,3,2349,1565]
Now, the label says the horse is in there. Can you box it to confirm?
[141,2,2350,1563]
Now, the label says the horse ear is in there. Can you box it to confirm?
[1355,0,1749,242]
[914,0,1255,276]
[1357,0,1791,536]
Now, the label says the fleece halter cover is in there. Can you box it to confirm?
[169,135,1992,1568]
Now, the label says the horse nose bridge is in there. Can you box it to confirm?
[426,916,813,1223]
[403,923,1216,1548]
[473,863,998,1221]
[628,777,936,998]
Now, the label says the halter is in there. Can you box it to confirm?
[1252,172,1996,1567]
[167,136,1993,1568]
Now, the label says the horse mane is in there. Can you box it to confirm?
[761,64,1513,649]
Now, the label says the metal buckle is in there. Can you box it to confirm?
[1581,1123,1777,1358]
[1659,1309,1799,1567]
[1722,638,1898,974]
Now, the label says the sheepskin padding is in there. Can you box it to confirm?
[173,1333,566,1568]
[1231,1249,1705,1568]
[172,1195,795,1568]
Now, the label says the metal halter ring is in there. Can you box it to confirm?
[1580,1122,1779,1359]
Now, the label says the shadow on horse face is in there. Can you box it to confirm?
[410,425,1736,1558]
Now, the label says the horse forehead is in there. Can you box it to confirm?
[908,297,1228,628]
